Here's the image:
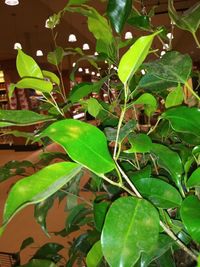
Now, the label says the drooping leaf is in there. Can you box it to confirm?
[144,51,192,84]
[107,0,132,33]
[11,78,53,97]
[17,259,57,267]
[42,119,115,174]
[133,93,157,117]
[33,242,64,262]
[161,106,200,137]
[0,110,54,127]
[1,162,82,231]
[186,167,200,188]
[42,70,60,85]
[20,237,34,251]
[125,133,152,153]
[165,84,184,108]
[101,197,160,267]
[180,195,200,243]
[151,143,183,188]
[134,178,182,208]
[47,47,64,66]
[168,0,200,34]
[16,49,43,79]
[86,241,103,267]
[118,31,160,84]
[94,201,110,232]
[85,98,102,117]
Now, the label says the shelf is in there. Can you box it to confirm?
[0,88,6,91]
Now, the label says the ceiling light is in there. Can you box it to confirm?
[167,33,174,39]
[94,52,98,56]
[5,0,19,6]
[160,51,166,56]
[36,50,43,57]
[68,34,77,42]
[91,71,95,75]
[114,66,118,71]
[141,69,146,75]
[82,43,90,50]
[125,32,133,40]
[105,60,108,64]
[97,73,100,77]
[14,42,22,50]
[72,62,76,67]
[163,43,169,50]
[85,68,90,74]
[45,18,55,29]
[78,67,83,72]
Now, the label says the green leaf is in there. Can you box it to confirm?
[127,14,150,30]
[42,119,115,174]
[33,242,64,262]
[47,47,64,66]
[85,98,102,117]
[125,133,152,153]
[13,78,53,95]
[151,143,183,188]
[107,0,132,33]
[0,110,54,127]
[168,0,200,34]
[133,93,157,117]
[180,195,200,243]
[118,31,160,84]
[86,241,103,267]
[17,259,57,267]
[20,237,34,251]
[101,197,160,267]
[186,167,200,188]
[161,106,200,137]
[198,254,200,267]
[165,84,184,108]
[129,165,152,183]
[1,162,82,231]
[144,51,192,84]
[94,201,110,232]
[68,0,88,5]
[42,70,60,85]
[134,178,182,208]
[16,49,43,79]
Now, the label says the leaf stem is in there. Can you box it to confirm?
[185,81,200,101]
[192,32,200,49]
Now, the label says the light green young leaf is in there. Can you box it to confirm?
[186,167,200,188]
[1,162,82,232]
[42,70,60,85]
[165,84,184,108]
[16,50,43,79]
[85,98,102,117]
[47,47,64,66]
[42,119,115,174]
[118,31,160,84]
[68,0,88,5]
[133,93,157,117]
[101,197,160,267]
[0,110,54,127]
[86,241,103,267]
[125,133,152,153]
[180,195,200,243]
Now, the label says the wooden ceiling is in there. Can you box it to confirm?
[0,0,199,69]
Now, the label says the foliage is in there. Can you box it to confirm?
[0,0,200,266]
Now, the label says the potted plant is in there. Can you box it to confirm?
[0,0,200,266]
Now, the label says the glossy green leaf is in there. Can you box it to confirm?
[198,254,200,267]
[134,178,182,208]
[94,201,110,232]
[10,78,53,98]
[68,0,88,5]
[34,196,55,236]
[144,51,192,84]
[133,93,157,117]
[33,242,64,262]
[1,162,81,231]
[86,241,103,267]
[101,197,160,267]
[180,195,200,243]
[107,0,132,33]
[168,0,200,34]
[17,259,57,267]
[47,47,64,66]
[165,84,184,108]
[42,70,60,85]
[129,165,152,183]
[161,106,200,137]
[151,143,183,188]
[20,237,34,251]
[127,14,150,30]
[186,167,200,188]
[42,119,115,174]
[0,110,54,127]
[125,133,152,153]
[16,49,43,79]
[85,98,102,117]
[118,32,159,84]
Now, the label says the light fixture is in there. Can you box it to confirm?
[78,67,83,72]
[91,71,95,75]
[167,33,174,39]
[114,66,118,71]
[82,43,90,50]
[94,52,98,56]
[85,68,90,74]
[125,31,133,40]
[105,60,108,64]
[14,42,22,50]
[97,73,100,77]
[68,34,77,42]
[45,18,55,29]
[36,50,43,57]
[163,43,169,50]
[5,0,19,6]
[141,69,146,75]
[72,62,76,67]
[160,51,166,57]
